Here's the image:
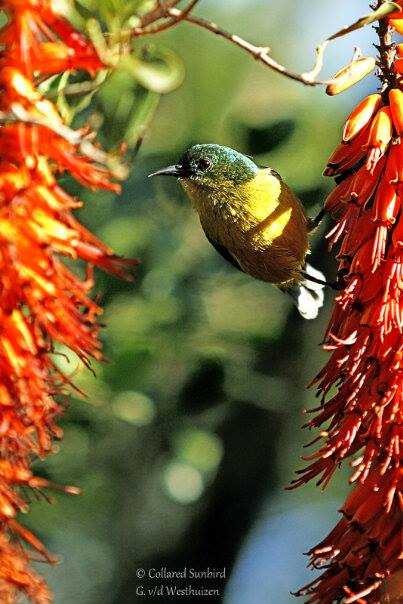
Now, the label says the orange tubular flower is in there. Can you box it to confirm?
[0,1,136,602]
[326,57,376,96]
[342,94,382,142]
[389,88,403,135]
[293,12,403,604]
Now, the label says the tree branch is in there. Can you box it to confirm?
[131,0,200,37]
[138,0,182,28]
[131,4,333,87]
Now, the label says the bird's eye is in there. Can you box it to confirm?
[198,158,212,171]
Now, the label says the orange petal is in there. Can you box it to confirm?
[324,128,369,176]
[373,178,400,224]
[384,142,403,183]
[365,106,393,150]
[394,57,403,73]
[365,106,393,172]
[392,212,403,248]
[389,88,403,136]
[389,18,403,34]
[350,155,386,207]
[324,173,356,215]
[342,94,382,142]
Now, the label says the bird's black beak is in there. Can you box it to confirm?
[148,164,184,178]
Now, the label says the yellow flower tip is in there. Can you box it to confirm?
[342,94,382,143]
[326,57,376,96]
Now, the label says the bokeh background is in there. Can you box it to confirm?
[28,1,380,602]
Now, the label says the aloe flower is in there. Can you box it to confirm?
[0,1,135,601]
[293,12,403,604]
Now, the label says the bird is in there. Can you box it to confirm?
[149,143,327,319]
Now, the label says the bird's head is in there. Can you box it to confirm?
[149,144,259,188]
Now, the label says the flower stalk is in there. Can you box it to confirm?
[0,1,136,601]
[293,3,403,603]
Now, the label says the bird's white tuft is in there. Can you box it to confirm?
[297,263,325,319]
[286,263,325,320]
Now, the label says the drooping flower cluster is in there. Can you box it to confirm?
[0,1,135,602]
[293,14,403,604]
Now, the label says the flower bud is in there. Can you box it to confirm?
[392,212,403,247]
[365,107,393,172]
[343,94,382,142]
[394,57,403,73]
[389,88,403,136]
[373,179,400,224]
[324,128,369,176]
[388,18,403,34]
[385,142,403,183]
[31,42,72,74]
[326,57,376,96]
[350,157,386,207]
[324,173,355,216]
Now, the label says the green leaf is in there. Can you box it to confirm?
[327,2,401,41]
[123,46,185,95]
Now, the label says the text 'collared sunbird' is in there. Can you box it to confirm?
[150,144,326,319]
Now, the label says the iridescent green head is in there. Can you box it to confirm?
[149,144,258,185]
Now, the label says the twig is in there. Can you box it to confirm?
[301,41,329,82]
[131,5,333,86]
[174,9,332,86]
[131,0,200,38]
[45,80,102,99]
[139,0,181,28]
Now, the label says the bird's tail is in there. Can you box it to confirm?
[286,263,325,320]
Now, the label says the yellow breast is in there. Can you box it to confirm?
[243,170,282,222]
[242,170,296,244]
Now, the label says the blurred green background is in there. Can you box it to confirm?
[28,1,380,602]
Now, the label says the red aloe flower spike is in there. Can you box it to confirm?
[0,1,137,601]
[295,12,403,601]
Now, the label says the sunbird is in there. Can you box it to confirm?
[150,144,326,319]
